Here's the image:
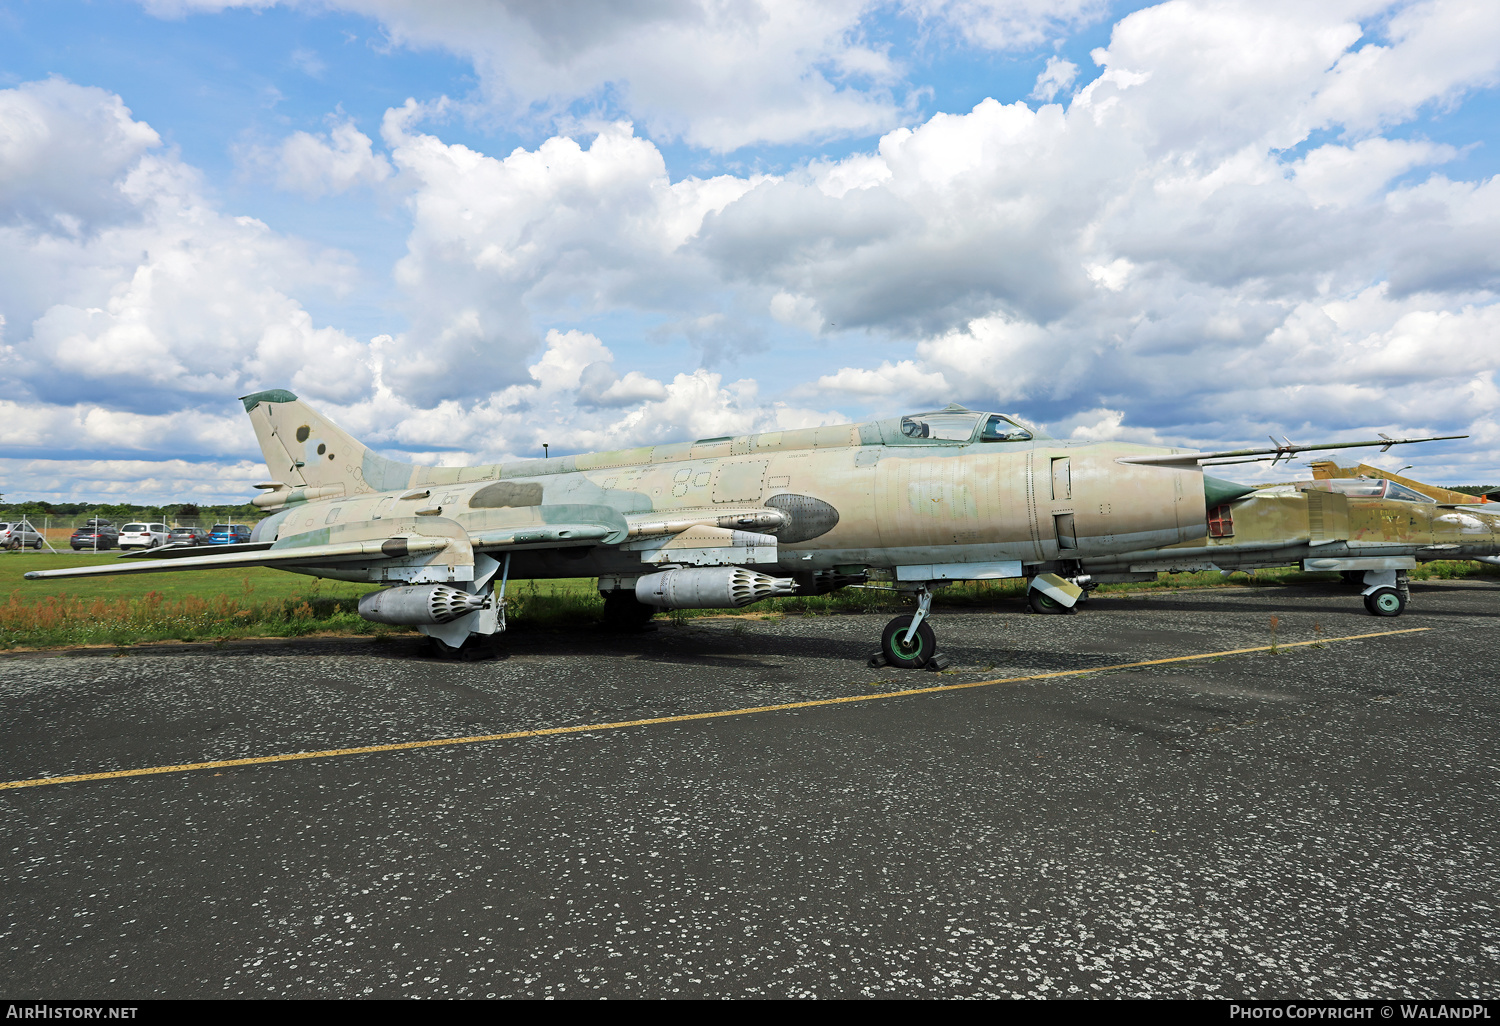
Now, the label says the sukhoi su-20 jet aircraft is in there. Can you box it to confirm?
[28,391,1461,666]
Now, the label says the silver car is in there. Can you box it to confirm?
[0,521,43,550]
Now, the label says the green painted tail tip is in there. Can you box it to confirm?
[1204,474,1256,507]
[240,388,299,412]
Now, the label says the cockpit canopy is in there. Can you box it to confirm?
[897,409,1042,444]
[1300,478,1436,503]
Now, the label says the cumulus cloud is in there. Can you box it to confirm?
[12,0,1500,501]
[814,360,950,399]
[0,456,270,505]
[905,0,1110,51]
[688,0,1500,463]
[314,328,841,469]
[1029,56,1078,102]
[267,118,392,198]
[0,78,365,420]
[1051,408,1165,444]
[376,108,763,404]
[143,0,1130,151]
[151,0,907,151]
[0,78,162,234]
[0,84,839,499]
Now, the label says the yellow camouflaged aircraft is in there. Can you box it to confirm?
[1057,463,1500,618]
[27,391,1460,665]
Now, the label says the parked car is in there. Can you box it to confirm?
[119,522,171,550]
[168,526,208,546]
[0,520,43,550]
[208,523,252,545]
[70,520,119,550]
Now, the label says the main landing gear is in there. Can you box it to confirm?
[1025,572,1088,615]
[1361,569,1410,617]
[602,589,658,632]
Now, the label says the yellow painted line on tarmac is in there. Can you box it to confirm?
[0,627,1429,792]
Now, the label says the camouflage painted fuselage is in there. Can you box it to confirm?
[243,392,1213,584]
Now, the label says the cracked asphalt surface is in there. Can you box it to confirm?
[1,578,1498,998]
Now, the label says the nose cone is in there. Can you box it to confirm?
[1204,474,1256,507]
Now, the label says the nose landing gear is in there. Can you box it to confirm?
[880,586,936,668]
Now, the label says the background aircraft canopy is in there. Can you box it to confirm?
[1300,478,1436,503]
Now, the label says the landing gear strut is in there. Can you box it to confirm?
[415,553,507,658]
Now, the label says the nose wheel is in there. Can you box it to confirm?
[881,613,936,668]
[879,586,938,668]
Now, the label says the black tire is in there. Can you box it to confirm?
[1364,587,1406,617]
[881,614,936,669]
[1028,590,1068,614]
[426,635,494,661]
[425,636,464,659]
[602,590,657,631]
[32,538,42,550]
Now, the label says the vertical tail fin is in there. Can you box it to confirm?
[240,389,414,504]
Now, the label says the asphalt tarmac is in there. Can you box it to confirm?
[2,578,1498,999]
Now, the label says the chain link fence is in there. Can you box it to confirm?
[1,514,266,553]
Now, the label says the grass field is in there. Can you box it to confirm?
[1,549,1495,651]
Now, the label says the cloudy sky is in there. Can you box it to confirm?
[2,0,1498,503]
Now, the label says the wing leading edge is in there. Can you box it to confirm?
[24,536,450,581]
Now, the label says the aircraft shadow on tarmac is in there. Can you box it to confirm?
[1086,581,1500,621]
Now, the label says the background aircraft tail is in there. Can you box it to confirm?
[240,389,414,502]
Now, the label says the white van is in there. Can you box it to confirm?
[119,522,171,550]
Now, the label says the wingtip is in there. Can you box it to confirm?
[22,572,39,580]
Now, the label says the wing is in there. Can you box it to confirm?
[25,503,794,583]
[24,535,451,581]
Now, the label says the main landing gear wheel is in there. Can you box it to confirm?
[1364,587,1406,617]
[882,614,936,669]
[602,590,657,631]
[424,635,496,661]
